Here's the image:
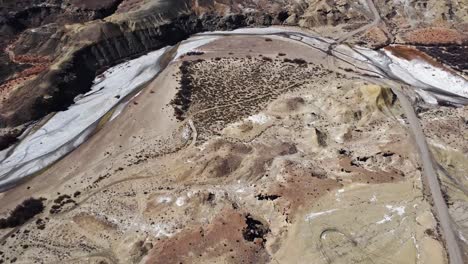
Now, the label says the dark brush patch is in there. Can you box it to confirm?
[277,11,289,22]
[417,45,468,73]
[283,58,307,65]
[357,156,370,162]
[255,194,281,201]
[186,51,205,56]
[338,148,350,156]
[441,189,453,206]
[35,218,46,230]
[93,172,111,184]
[0,198,46,229]
[242,215,269,244]
[171,60,199,120]
[49,195,77,214]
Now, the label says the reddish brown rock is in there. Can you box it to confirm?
[362,26,390,49]
[145,208,270,264]
[402,27,468,45]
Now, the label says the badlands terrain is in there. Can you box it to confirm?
[0,0,467,263]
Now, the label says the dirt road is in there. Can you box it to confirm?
[336,0,381,44]
[390,85,464,264]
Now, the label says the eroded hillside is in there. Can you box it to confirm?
[0,1,467,263]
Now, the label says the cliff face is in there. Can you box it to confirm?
[0,0,124,78]
[0,0,466,150]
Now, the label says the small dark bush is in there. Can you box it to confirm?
[283,58,307,65]
[292,58,307,65]
[186,51,204,56]
[277,11,289,22]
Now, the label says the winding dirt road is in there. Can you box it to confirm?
[390,85,464,264]
[335,1,465,261]
[336,0,382,44]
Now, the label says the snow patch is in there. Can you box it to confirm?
[176,197,186,207]
[459,231,468,244]
[157,196,173,204]
[376,205,406,224]
[247,113,271,125]
[181,125,192,140]
[386,205,406,216]
[376,214,392,224]
[412,234,421,260]
[335,189,344,201]
[305,209,338,221]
